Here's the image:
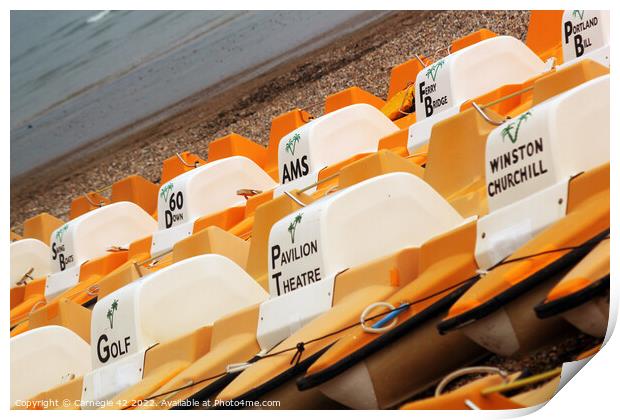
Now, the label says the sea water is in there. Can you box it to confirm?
[10,10,388,179]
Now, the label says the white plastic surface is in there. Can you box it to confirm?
[561,10,609,65]
[45,265,82,300]
[276,104,398,193]
[81,349,147,409]
[257,172,465,351]
[562,44,609,69]
[156,156,276,231]
[408,36,547,152]
[476,74,610,269]
[257,273,336,351]
[89,254,268,369]
[44,202,157,299]
[475,179,569,270]
[268,172,464,297]
[10,238,50,288]
[10,326,91,405]
[48,202,157,273]
[151,156,277,256]
[83,254,268,405]
[484,74,609,212]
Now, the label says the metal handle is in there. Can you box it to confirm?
[176,152,200,168]
[283,191,307,207]
[472,102,507,126]
[84,193,106,208]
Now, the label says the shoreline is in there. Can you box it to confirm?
[11,10,530,227]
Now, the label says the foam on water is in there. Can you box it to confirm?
[86,10,111,24]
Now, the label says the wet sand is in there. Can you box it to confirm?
[10,10,531,227]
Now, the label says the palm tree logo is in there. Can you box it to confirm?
[500,111,532,144]
[572,10,585,20]
[160,183,174,202]
[55,224,69,243]
[425,59,445,82]
[288,213,303,243]
[106,299,119,329]
[285,133,301,156]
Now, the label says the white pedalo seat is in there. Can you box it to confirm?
[409,35,549,152]
[477,74,610,269]
[468,75,610,355]
[151,156,277,255]
[11,325,91,405]
[258,172,465,349]
[45,202,157,299]
[82,254,269,405]
[276,103,399,194]
[10,238,51,288]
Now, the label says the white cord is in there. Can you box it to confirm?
[360,302,399,333]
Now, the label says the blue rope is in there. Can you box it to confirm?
[371,303,408,329]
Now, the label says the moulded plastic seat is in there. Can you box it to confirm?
[415,59,608,221]
[267,171,464,297]
[242,150,423,285]
[407,36,548,152]
[111,254,268,347]
[156,156,277,231]
[439,77,610,355]
[11,325,91,406]
[484,74,609,213]
[10,238,50,288]
[82,254,269,404]
[525,10,564,62]
[205,108,312,181]
[92,255,268,355]
[380,30,494,125]
[258,172,465,351]
[150,156,278,256]
[45,202,158,299]
[275,103,398,194]
[491,71,610,246]
[475,74,610,269]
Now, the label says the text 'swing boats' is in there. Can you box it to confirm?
[10,202,157,335]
